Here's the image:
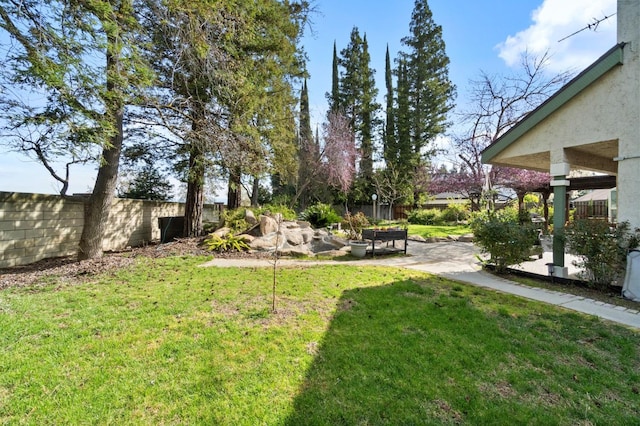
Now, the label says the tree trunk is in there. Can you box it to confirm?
[541,190,550,233]
[250,176,259,206]
[184,146,204,237]
[517,191,526,212]
[78,41,123,260]
[227,167,242,210]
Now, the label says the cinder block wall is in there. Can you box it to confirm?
[0,192,222,268]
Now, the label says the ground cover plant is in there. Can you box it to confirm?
[1,258,639,424]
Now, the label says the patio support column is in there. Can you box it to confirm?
[550,163,570,277]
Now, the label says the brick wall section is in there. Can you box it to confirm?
[0,192,222,268]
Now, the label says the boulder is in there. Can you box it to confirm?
[284,221,300,229]
[296,220,311,229]
[284,229,305,246]
[237,234,255,243]
[249,234,281,250]
[278,246,312,257]
[245,209,258,226]
[301,229,315,243]
[211,227,231,238]
[259,215,279,236]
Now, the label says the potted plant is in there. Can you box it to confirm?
[342,212,371,258]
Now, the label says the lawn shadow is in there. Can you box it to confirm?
[283,274,640,424]
[283,277,489,424]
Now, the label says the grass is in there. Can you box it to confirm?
[1,256,639,424]
[407,223,471,239]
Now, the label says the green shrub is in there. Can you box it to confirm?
[440,203,469,223]
[341,211,371,240]
[301,203,342,228]
[254,204,296,221]
[222,208,250,234]
[565,220,640,288]
[407,208,442,225]
[470,209,538,273]
[204,233,251,253]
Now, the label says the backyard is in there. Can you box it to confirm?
[0,252,639,424]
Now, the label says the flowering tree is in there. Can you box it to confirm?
[500,168,551,227]
[322,111,358,198]
[500,168,550,208]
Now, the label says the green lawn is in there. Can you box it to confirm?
[1,257,639,424]
[406,224,472,238]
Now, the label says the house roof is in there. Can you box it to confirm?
[481,43,626,166]
[573,188,612,203]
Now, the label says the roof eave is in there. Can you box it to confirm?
[481,42,626,165]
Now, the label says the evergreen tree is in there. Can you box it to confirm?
[339,27,364,128]
[338,27,380,203]
[399,0,455,205]
[326,41,340,114]
[395,59,412,170]
[0,0,154,260]
[297,79,316,209]
[384,44,397,165]
[357,34,378,187]
[119,164,173,201]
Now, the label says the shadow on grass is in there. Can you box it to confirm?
[284,276,640,424]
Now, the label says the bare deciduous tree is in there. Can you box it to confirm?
[433,51,572,210]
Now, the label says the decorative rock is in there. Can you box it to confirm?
[237,234,255,243]
[285,221,300,229]
[259,215,279,236]
[408,235,427,242]
[301,229,315,243]
[245,209,258,225]
[278,246,312,257]
[249,234,281,250]
[296,220,311,229]
[284,229,305,246]
[212,227,231,238]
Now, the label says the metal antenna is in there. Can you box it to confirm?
[558,12,616,43]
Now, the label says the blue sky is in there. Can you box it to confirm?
[0,0,617,196]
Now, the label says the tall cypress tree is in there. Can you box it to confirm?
[297,79,316,209]
[384,44,397,165]
[399,0,455,204]
[338,27,380,202]
[395,59,412,168]
[357,34,378,188]
[326,41,340,114]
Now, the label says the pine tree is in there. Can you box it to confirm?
[399,0,455,204]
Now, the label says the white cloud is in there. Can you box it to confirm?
[497,0,616,73]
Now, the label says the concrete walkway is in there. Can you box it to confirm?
[202,241,640,331]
